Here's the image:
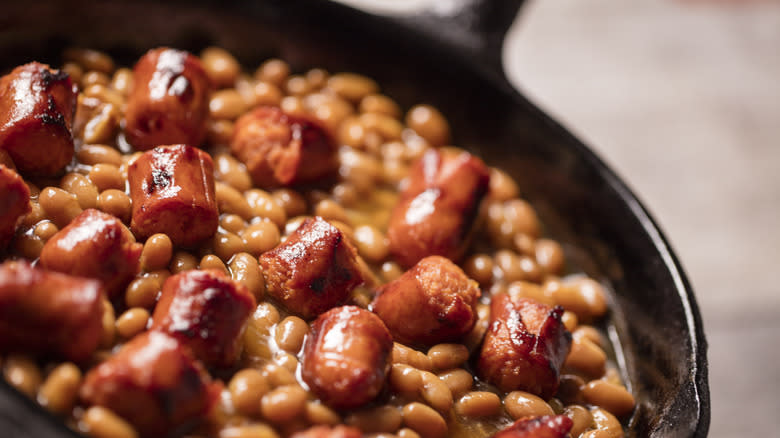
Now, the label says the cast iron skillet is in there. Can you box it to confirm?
[0,0,709,436]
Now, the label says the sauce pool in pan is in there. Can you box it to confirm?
[0,46,635,438]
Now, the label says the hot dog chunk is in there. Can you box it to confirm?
[124,48,211,150]
[40,209,142,298]
[478,294,572,400]
[388,148,490,268]
[128,144,218,246]
[0,62,77,177]
[231,106,337,188]
[492,415,573,438]
[301,306,392,410]
[291,425,363,438]
[0,261,104,362]
[259,217,364,319]
[151,269,256,368]
[80,331,220,437]
[371,255,480,347]
[0,164,30,249]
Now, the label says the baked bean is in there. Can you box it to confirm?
[255,59,290,86]
[243,303,281,362]
[217,182,254,220]
[331,183,359,207]
[304,68,329,89]
[201,47,241,88]
[494,250,543,283]
[503,391,554,420]
[88,164,124,192]
[138,234,173,272]
[285,75,310,96]
[210,89,248,120]
[263,362,297,388]
[63,48,114,74]
[463,302,490,353]
[307,94,354,134]
[564,336,607,378]
[582,379,635,418]
[305,401,341,426]
[280,95,306,117]
[487,168,519,201]
[99,298,116,348]
[3,354,42,397]
[115,308,150,339]
[208,119,236,145]
[229,252,265,300]
[221,214,248,234]
[125,275,162,309]
[271,189,307,218]
[83,84,125,109]
[353,224,388,263]
[81,70,110,88]
[512,233,536,257]
[110,68,133,95]
[242,220,281,256]
[405,105,449,147]
[246,189,287,228]
[62,62,83,84]
[388,364,422,395]
[275,316,309,354]
[454,392,501,418]
[33,221,59,242]
[327,73,378,102]
[557,374,586,405]
[229,368,269,416]
[39,187,83,228]
[420,370,453,413]
[583,408,623,438]
[506,281,555,307]
[575,326,603,347]
[380,261,403,283]
[360,113,403,141]
[252,81,283,107]
[37,362,81,414]
[337,116,366,149]
[20,203,45,229]
[13,233,44,259]
[274,350,299,374]
[81,406,138,438]
[401,402,447,438]
[213,231,245,261]
[360,94,401,118]
[170,251,198,273]
[220,425,280,438]
[437,369,473,398]
[215,154,253,192]
[397,428,421,438]
[346,405,402,434]
[97,189,131,223]
[564,405,592,437]
[548,278,608,323]
[534,239,565,276]
[261,385,308,423]
[60,173,99,209]
[314,199,350,224]
[392,343,433,371]
[427,344,469,371]
[462,254,493,286]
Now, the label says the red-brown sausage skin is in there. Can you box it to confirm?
[302,306,392,410]
[259,217,364,319]
[128,144,218,247]
[371,255,480,347]
[40,209,142,298]
[387,148,490,268]
[124,48,211,150]
[291,425,363,438]
[230,106,337,188]
[150,269,256,368]
[0,62,77,177]
[0,165,30,249]
[0,261,104,362]
[80,331,221,437]
[478,294,572,400]
[492,415,573,438]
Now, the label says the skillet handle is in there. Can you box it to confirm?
[397,0,526,81]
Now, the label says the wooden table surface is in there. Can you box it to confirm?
[341,0,780,435]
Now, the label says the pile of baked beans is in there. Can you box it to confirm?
[0,46,635,438]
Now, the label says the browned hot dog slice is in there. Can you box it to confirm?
[301,306,392,410]
[492,415,573,438]
[128,144,218,246]
[0,261,104,362]
[0,62,77,176]
[124,47,211,150]
[0,164,30,249]
[150,269,256,368]
[371,255,480,347]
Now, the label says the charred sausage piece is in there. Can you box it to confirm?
[124,48,211,150]
[40,209,142,298]
[259,217,364,319]
[371,255,480,347]
[0,164,31,249]
[0,62,77,177]
[492,415,573,438]
[80,331,221,437]
[230,106,337,188]
[128,144,218,246]
[301,306,392,410]
[388,148,490,268]
[150,269,256,368]
[291,425,363,438]
[478,294,572,399]
[0,261,104,362]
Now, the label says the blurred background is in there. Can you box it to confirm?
[339,0,780,435]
